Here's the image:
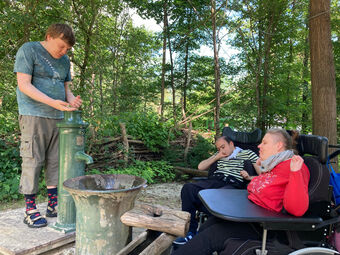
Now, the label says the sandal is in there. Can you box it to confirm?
[23,209,47,228]
[46,205,58,218]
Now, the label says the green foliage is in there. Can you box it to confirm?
[186,135,215,169]
[162,144,185,166]
[0,139,22,201]
[87,160,175,184]
[93,112,174,152]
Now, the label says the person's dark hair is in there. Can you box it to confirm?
[219,136,233,144]
[45,23,75,46]
[286,130,299,154]
[266,129,299,151]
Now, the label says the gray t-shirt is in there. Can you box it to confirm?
[14,41,72,119]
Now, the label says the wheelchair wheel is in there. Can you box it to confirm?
[288,247,340,254]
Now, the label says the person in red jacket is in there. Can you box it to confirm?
[172,129,310,255]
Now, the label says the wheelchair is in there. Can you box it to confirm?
[193,127,263,232]
[198,133,340,255]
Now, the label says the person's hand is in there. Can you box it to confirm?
[240,170,251,181]
[68,95,82,109]
[52,100,77,111]
[215,150,229,160]
[290,155,304,172]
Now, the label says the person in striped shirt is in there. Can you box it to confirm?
[173,136,260,245]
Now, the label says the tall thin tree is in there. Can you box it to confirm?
[211,0,221,138]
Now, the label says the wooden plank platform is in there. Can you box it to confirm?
[0,204,75,255]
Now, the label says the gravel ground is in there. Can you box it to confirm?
[136,181,184,209]
[42,181,185,255]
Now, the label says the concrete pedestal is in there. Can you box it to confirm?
[0,204,74,255]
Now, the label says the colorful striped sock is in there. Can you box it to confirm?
[47,187,58,209]
[25,194,37,211]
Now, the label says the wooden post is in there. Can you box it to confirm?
[119,122,129,166]
[184,122,192,162]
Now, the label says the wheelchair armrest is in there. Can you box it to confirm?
[192,177,209,181]
[198,189,324,231]
[329,148,340,160]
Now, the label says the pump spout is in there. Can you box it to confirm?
[75,151,93,164]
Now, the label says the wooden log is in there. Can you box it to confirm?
[129,139,145,144]
[121,204,190,237]
[139,233,176,255]
[96,136,122,146]
[131,150,153,154]
[116,231,148,255]
[174,166,208,177]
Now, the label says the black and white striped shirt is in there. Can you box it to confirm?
[214,149,258,182]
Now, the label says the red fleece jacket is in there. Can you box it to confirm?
[247,159,310,216]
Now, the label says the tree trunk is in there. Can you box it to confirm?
[159,0,167,119]
[261,17,274,131]
[285,38,293,128]
[309,0,337,151]
[167,20,176,123]
[72,1,99,95]
[183,42,189,116]
[301,22,310,134]
[255,30,263,130]
[89,73,95,117]
[211,0,221,138]
[99,71,103,113]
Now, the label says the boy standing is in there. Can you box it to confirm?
[14,24,82,228]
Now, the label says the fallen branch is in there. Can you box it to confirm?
[174,166,208,177]
[178,98,232,127]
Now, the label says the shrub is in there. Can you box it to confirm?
[87,160,175,184]
[89,112,174,152]
[0,139,22,201]
[186,135,215,169]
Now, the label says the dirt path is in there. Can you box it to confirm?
[136,181,184,209]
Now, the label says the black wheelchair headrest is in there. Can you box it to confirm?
[297,134,328,164]
[222,127,262,144]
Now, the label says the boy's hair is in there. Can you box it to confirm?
[219,136,233,144]
[45,24,75,46]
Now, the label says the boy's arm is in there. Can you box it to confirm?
[17,72,77,111]
[198,154,219,171]
[198,151,226,171]
[64,82,82,108]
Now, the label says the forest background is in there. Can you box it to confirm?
[0,0,339,203]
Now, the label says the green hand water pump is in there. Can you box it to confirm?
[52,110,93,232]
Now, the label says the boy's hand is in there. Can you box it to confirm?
[52,100,77,111]
[215,150,230,160]
[240,170,251,181]
[68,95,82,109]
